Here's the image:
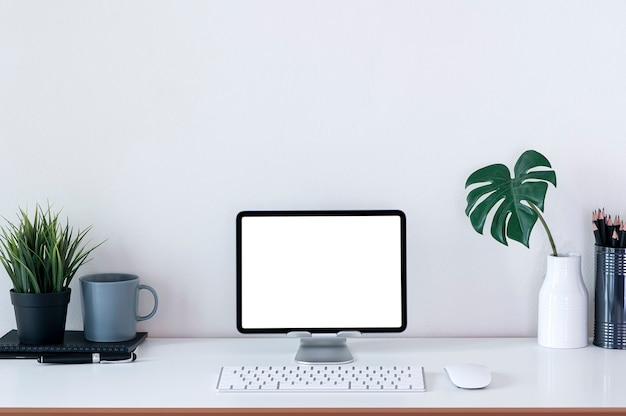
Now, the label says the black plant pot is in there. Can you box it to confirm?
[10,289,71,345]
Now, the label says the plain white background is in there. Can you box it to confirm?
[1,0,625,338]
[240,215,402,329]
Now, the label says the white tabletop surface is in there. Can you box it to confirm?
[0,337,624,409]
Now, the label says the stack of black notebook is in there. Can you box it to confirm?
[0,330,147,360]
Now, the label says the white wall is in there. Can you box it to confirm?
[1,0,625,338]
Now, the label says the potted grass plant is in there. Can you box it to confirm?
[464,150,588,349]
[0,204,102,344]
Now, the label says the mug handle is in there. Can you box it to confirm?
[136,284,159,321]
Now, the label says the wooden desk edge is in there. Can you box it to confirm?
[1,409,625,416]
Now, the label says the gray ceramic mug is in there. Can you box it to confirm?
[80,273,158,342]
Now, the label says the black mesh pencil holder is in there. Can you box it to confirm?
[594,245,626,349]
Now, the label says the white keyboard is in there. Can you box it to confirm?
[217,365,425,392]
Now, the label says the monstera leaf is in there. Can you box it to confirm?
[464,150,557,255]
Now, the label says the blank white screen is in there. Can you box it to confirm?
[240,214,403,330]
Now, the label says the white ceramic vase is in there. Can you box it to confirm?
[537,253,589,348]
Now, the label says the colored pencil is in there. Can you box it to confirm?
[592,209,626,248]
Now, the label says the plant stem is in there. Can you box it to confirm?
[528,201,558,257]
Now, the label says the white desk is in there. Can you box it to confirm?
[0,337,625,415]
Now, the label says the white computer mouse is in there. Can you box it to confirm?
[444,363,491,389]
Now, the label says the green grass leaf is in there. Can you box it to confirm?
[0,203,103,293]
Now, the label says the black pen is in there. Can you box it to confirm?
[37,352,136,364]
